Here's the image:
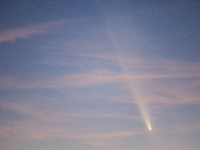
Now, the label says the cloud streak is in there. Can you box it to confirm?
[1,55,200,88]
[0,20,64,42]
[1,52,200,106]
[0,126,11,137]
[2,101,142,140]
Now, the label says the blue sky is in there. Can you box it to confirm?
[0,0,200,150]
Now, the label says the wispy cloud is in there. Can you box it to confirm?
[2,58,200,90]
[72,131,138,139]
[2,101,142,140]
[24,121,140,140]
[1,51,200,106]
[0,20,64,42]
[3,101,141,123]
[0,126,11,137]
[15,120,140,140]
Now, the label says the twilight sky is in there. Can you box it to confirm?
[0,0,200,150]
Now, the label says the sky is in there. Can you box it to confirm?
[0,0,200,150]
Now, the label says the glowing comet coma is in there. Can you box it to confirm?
[129,85,152,132]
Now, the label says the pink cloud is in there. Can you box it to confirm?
[26,122,140,139]
[0,126,11,137]
[1,52,200,106]
[2,101,143,140]
[0,20,64,42]
[3,101,141,124]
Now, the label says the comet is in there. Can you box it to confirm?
[132,89,152,132]
[112,46,152,132]
[110,42,152,132]
[105,16,152,132]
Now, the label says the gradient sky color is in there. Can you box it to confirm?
[1,0,200,150]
